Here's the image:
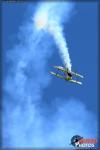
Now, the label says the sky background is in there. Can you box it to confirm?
[2,1,98,148]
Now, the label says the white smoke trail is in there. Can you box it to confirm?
[34,2,73,71]
[48,22,72,71]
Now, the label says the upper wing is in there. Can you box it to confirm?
[71,71,84,78]
[54,66,66,73]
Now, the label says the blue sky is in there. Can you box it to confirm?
[2,1,98,148]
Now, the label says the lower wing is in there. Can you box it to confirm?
[69,79,82,85]
[50,72,82,85]
[50,71,64,79]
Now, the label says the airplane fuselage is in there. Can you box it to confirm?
[65,76,72,81]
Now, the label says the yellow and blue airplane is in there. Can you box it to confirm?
[50,66,84,85]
